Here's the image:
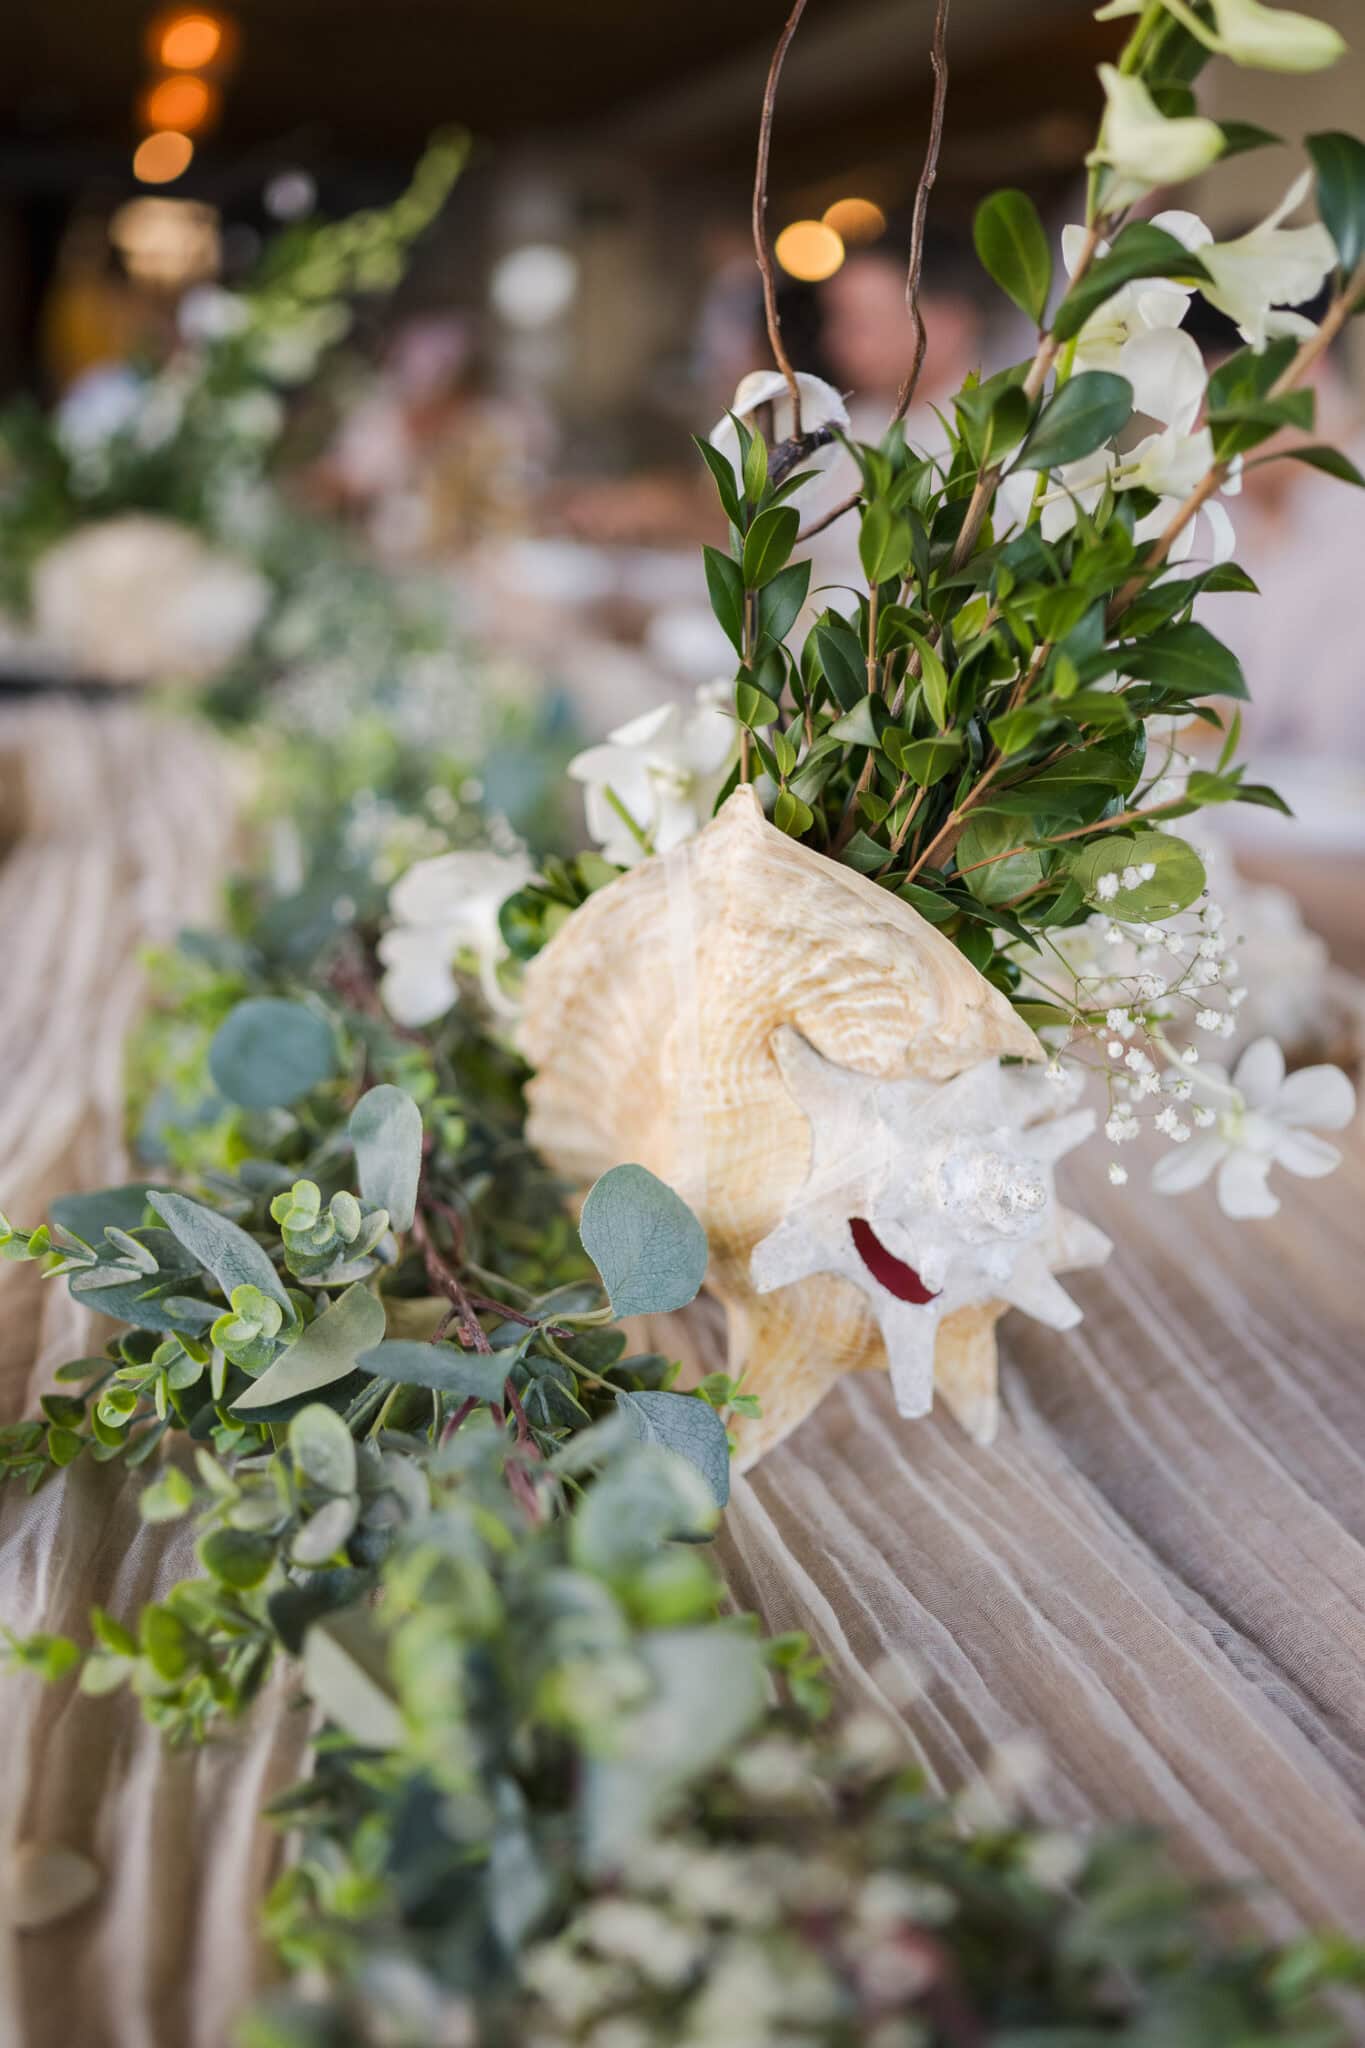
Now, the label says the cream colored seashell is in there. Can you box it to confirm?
[520,786,1103,1467]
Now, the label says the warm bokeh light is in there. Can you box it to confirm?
[156,12,225,69]
[109,196,220,286]
[133,130,195,184]
[142,73,217,133]
[822,196,887,245]
[774,219,845,283]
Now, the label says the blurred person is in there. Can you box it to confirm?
[318,313,554,556]
[800,227,990,603]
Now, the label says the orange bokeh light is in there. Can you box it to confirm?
[822,196,887,246]
[133,130,195,184]
[157,13,224,68]
[774,219,845,283]
[142,73,217,133]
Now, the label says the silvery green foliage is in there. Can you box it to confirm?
[2,774,1361,2045]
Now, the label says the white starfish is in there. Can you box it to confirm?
[750,1029,1109,1420]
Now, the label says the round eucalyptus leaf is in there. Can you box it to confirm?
[579,1164,709,1320]
[289,1403,358,1496]
[208,998,337,1110]
[291,1495,359,1568]
[617,1390,730,1508]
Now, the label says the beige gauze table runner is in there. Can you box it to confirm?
[1,700,1363,2046]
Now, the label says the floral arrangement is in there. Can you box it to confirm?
[485,0,1365,1460]
[0,132,467,684]
[3,3,1365,2041]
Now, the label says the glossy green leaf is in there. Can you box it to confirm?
[1068,829,1206,921]
[756,558,811,647]
[702,545,745,655]
[955,812,1044,907]
[1012,372,1132,473]
[1109,621,1246,699]
[1307,130,1365,274]
[1272,443,1365,487]
[858,502,912,587]
[692,434,742,525]
[741,504,799,588]
[1051,224,1211,343]
[973,189,1052,323]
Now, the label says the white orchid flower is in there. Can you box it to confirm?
[999,415,1238,564]
[710,370,850,485]
[995,448,1116,544]
[1206,0,1346,69]
[1064,212,1212,432]
[1197,173,1338,349]
[568,684,738,868]
[378,845,534,1026]
[1094,0,1343,71]
[1152,1036,1356,1218]
[1087,67,1224,210]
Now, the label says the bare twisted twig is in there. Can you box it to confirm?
[752,0,811,436]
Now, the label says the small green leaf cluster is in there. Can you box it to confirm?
[271,1180,391,1281]
[690,87,1365,1013]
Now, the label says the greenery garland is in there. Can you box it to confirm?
[2,714,1362,2046]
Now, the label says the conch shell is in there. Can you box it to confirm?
[520,787,1108,1467]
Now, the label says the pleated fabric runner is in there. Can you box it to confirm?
[0,703,309,2048]
[1,700,1362,2044]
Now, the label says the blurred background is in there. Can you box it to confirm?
[0,0,1361,948]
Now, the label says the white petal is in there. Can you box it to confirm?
[1202,498,1238,565]
[1274,1062,1357,1131]
[1270,1128,1342,1179]
[993,466,1037,534]
[1062,223,1104,276]
[1118,327,1207,431]
[606,702,680,752]
[710,369,850,475]
[1150,208,1214,255]
[1217,1148,1279,1219]
[1232,1036,1285,1109]
[1151,1134,1226,1193]
[380,958,458,1028]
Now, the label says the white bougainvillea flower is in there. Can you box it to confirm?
[1087,67,1224,209]
[1151,1036,1356,1218]
[568,684,738,868]
[1064,212,1213,432]
[378,845,533,1026]
[1198,173,1338,349]
[710,370,850,484]
[1094,0,1343,70]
